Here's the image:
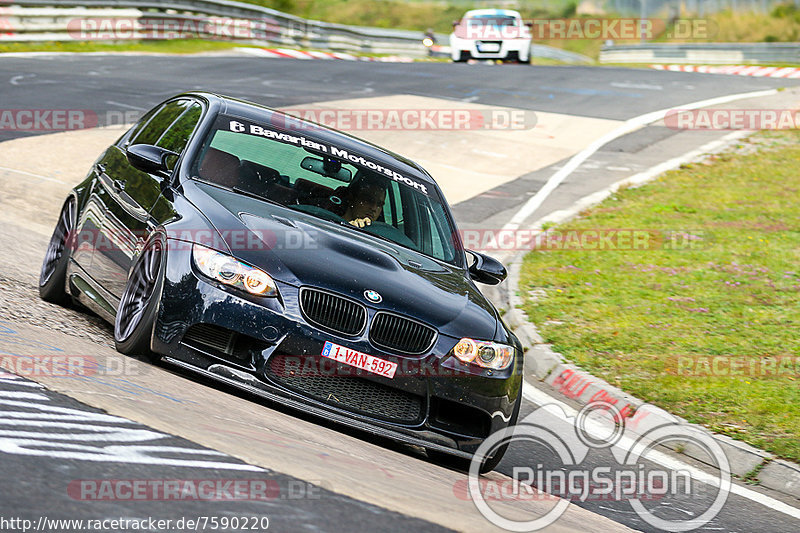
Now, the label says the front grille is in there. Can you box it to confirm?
[299,288,366,336]
[267,354,423,423]
[370,312,437,354]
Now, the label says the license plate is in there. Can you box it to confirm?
[478,43,500,52]
[321,341,397,379]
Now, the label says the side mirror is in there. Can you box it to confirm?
[126,144,178,178]
[467,250,507,285]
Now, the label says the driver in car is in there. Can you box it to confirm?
[339,174,388,228]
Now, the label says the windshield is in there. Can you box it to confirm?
[467,15,518,27]
[191,114,461,265]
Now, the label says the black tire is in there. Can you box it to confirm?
[39,197,76,305]
[114,234,165,359]
[453,50,469,62]
[428,385,522,473]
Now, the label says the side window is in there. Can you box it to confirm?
[426,200,456,263]
[157,103,202,156]
[119,105,159,147]
[132,100,192,146]
[383,181,402,227]
[426,207,445,259]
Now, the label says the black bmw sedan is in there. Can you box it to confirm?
[39,92,523,472]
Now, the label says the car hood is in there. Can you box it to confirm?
[185,182,498,339]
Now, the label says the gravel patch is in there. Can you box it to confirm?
[0,274,115,349]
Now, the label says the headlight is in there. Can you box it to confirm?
[192,244,277,297]
[450,338,514,370]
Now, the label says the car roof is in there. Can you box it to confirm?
[183,91,438,189]
[463,9,521,18]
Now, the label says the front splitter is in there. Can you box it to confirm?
[161,355,474,460]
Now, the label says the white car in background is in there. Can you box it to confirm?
[449,9,532,63]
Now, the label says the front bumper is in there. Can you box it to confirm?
[452,37,531,60]
[152,246,522,456]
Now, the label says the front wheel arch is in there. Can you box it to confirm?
[428,385,523,473]
[114,231,167,360]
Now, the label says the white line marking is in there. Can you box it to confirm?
[472,149,506,158]
[0,386,264,471]
[503,89,778,231]
[617,131,746,188]
[105,100,146,111]
[0,165,69,184]
[522,382,800,519]
[610,82,663,90]
[0,391,48,400]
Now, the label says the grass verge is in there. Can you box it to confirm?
[519,130,800,463]
[0,40,249,55]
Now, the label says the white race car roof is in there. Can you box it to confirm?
[462,9,522,18]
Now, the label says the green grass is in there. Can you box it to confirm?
[237,0,577,32]
[0,39,248,54]
[519,130,800,463]
[0,39,411,59]
[671,5,800,43]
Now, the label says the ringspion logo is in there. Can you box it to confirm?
[468,402,731,531]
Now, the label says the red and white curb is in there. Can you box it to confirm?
[652,64,800,78]
[237,47,414,62]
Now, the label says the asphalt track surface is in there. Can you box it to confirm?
[1,54,799,533]
[0,367,452,533]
